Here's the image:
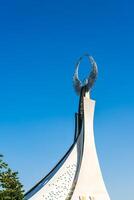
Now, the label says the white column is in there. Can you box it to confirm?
[71,94,110,200]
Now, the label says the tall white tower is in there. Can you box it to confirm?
[24,54,111,200]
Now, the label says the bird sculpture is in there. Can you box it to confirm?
[73,53,98,95]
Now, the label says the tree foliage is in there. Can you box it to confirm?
[0,155,24,200]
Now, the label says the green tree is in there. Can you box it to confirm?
[0,155,24,200]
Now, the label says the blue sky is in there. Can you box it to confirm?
[0,0,134,199]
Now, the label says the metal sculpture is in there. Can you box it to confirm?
[73,53,98,95]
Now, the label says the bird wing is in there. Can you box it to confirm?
[73,58,82,95]
[87,56,98,91]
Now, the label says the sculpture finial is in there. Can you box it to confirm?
[73,53,98,95]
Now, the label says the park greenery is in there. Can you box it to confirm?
[0,155,24,200]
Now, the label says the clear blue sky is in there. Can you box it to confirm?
[0,0,134,199]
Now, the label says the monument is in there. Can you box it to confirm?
[24,54,111,200]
